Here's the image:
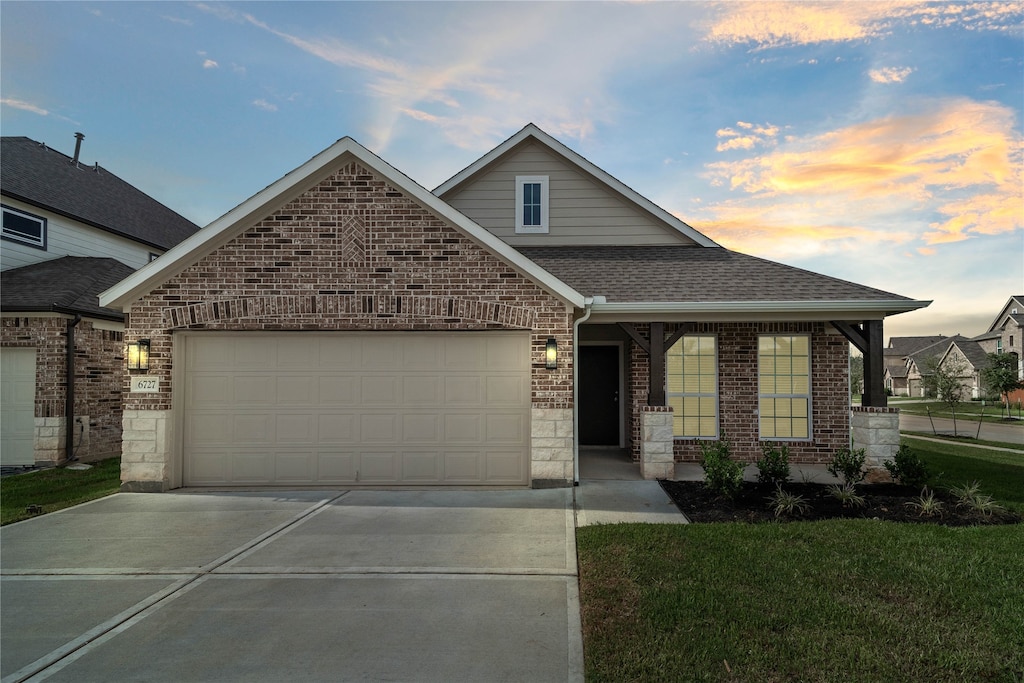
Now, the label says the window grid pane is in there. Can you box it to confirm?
[523,183,542,226]
[668,335,717,438]
[758,335,811,440]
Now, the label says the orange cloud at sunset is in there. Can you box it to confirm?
[701,99,1023,248]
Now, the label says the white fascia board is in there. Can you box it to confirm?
[585,299,932,323]
[433,123,720,248]
[101,136,585,310]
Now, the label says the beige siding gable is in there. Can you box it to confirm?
[442,141,696,246]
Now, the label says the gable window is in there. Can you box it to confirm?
[1,205,47,249]
[759,335,811,440]
[515,175,549,233]
[667,335,718,438]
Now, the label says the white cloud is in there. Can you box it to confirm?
[868,66,914,83]
[0,97,78,123]
[252,99,277,112]
[202,59,219,69]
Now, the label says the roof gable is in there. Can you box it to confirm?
[987,295,1024,332]
[434,124,718,248]
[100,137,584,310]
[0,136,199,250]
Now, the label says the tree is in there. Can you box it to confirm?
[921,354,970,434]
[981,352,1024,419]
[849,352,864,400]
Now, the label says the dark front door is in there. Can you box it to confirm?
[579,345,620,445]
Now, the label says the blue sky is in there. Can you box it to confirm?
[2,1,1021,340]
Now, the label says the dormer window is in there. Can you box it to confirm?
[515,175,549,233]
[2,205,47,249]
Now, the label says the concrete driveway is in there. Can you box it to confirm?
[1,489,582,683]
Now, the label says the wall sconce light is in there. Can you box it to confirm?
[545,337,558,370]
[127,339,151,371]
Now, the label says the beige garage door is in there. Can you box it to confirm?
[182,332,531,486]
[1,347,37,467]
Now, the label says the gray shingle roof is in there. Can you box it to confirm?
[515,245,912,304]
[884,356,910,379]
[1,136,199,249]
[886,336,948,356]
[950,339,991,371]
[1,257,135,320]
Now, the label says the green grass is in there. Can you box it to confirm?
[578,521,1024,683]
[1,458,121,525]
[896,400,1024,425]
[905,438,1024,513]
[902,431,1024,452]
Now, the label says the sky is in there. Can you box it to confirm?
[2,1,1021,342]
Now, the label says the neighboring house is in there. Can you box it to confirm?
[1,134,199,467]
[883,336,947,396]
[100,124,928,491]
[975,295,1023,375]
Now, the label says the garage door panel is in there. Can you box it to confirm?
[444,452,481,481]
[359,451,399,481]
[360,414,398,441]
[487,451,525,481]
[275,451,316,482]
[402,376,441,404]
[277,376,315,404]
[318,451,357,482]
[232,376,275,404]
[183,333,529,486]
[402,451,442,481]
[361,376,398,404]
[318,415,355,442]
[276,414,315,443]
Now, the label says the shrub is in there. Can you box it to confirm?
[756,443,791,487]
[905,487,944,517]
[949,481,1004,516]
[827,447,867,486]
[884,444,929,487]
[700,438,744,500]
[767,486,810,518]
[827,483,866,509]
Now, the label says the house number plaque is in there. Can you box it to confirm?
[130,376,160,393]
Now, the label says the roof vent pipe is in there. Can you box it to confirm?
[72,132,84,166]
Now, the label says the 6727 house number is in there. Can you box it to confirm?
[130,376,160,393]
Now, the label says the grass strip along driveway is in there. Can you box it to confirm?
[578,440,1024,682]
[1,458,120,525]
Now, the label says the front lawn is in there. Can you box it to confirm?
[1,458,121,525]
[578,521,1024,682]
[896,399,1024,425]
[907,437,1024,513]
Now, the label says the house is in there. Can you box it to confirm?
[99,124,928,491]
[883,336,947,396]
[1,134,199,467]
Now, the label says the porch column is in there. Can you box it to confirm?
[833,319,887,407]
[618,323,691,406]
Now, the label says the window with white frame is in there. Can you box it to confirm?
[667,335,718,438]
[758,335,811,440]
[1,205,47,249]
[515,175,549,233]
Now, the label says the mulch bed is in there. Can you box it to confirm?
[659,480,1022,526]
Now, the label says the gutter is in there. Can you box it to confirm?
[572,296,600,485]
[589,299,932,317]
[65,314,82,462]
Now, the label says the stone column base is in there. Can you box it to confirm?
[531,408,573,487]
[640,407,674,480]
[851,406,900,482]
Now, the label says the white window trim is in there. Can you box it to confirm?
[1,204,47,250]
[515,175,549,234]
[667,334,719,440]
[757,333,813,442]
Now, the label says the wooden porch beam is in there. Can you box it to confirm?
[832,319,887,408]
[617,323,650,354]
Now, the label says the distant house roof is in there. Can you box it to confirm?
[1,257,136,321]
[947,338,991,372]
[1,136,199,250]
[884,356,910,379]
[986,295,1024,333]
[516,245,920,311]
[886,336,948,356]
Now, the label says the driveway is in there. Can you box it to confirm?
[1,489,582,683]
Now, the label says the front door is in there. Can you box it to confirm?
[579,345,620,445]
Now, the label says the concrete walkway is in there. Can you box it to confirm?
[1,489,583,683]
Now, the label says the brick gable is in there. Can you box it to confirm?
[125,161,574,413]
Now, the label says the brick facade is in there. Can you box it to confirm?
[121,160,575,488]
[627,322,849,464]
[1,315,124,464]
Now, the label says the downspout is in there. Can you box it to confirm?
[65,314,82,462]
[572,297,597,485]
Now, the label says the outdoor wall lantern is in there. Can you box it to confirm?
[545,337,558,370]
[127,339,151,371]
